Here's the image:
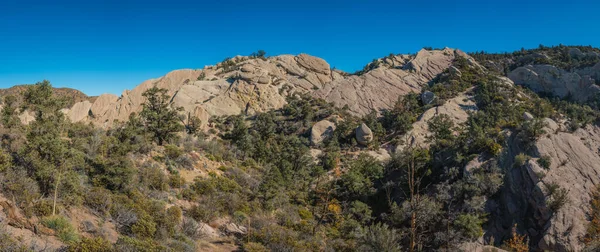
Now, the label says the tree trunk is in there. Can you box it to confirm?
[52,172,61,216]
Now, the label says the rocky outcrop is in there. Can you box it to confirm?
[47,48,473,128]
[508,63,600,102]
[491,119,600,251]
[310,120,336,145]
[397,91,477,151]
[355,123,373,145]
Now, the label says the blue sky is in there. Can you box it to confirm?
[1,0,599,96]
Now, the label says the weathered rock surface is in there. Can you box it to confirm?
[458,242,507,252]
[397,91,477,151]
[52,48,472,128]
[355,123,373,145]
[508,63,600,102]
[492,119,600,251]
[310,120,336,145]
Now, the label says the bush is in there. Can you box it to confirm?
[43,216,79,243]
[537,155,552,169]
[358,223,402,252]
[33,199,54,217]
[84,187,113,215]
[164,144,183,160]
[131,213,157,239]
[453,214,484,239]
[514,153,529,167]
[547,184,569,212]
[115,236,165,252]
[67,237,114,252]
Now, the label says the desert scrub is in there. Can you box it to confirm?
[514,153,530,167]
[537,155,552,169]
[43,216,79,243]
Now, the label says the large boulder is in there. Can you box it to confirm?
[356,123,373,145]
[295,54,331,75]
[66,100,92,122]
[310,120,336,145]
[421,91,435,105]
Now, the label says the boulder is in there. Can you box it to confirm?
[356,123,373,145]
[367,148,391,162]
[296,54,331,75]
[66,100,92,122]
[523,112,534,121]
[421,91,435,105]
[223,222,247,235]
[311,120,336,145]
[449,65,462,76]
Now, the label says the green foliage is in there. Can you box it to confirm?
[427,114,455,147]
[336,154,384,201]
[115,236,165,252]
[358,223,402,252]
[67,237,114,252]
[453,214,485,239]
[380,92,422,136]
[140,87,184,145]
[537,155,552,169]
[164,144,182,159]
[546,182,569,212]
[1,95,21,129]
[514,153,529,167]
[43,216,79,243]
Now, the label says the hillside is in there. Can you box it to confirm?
[1,45,600,251]
[0,85,95,108]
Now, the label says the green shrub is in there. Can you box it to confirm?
[514,153,529,167]
[84,187,113,215]
[453,214,485,239]
[168,174,185,188]
[33,199,54,217]
[164,144,183,160]
[67,237,114,252]
[43,216,79,243]
[243,242,269,252]
[131,213,157,239]
[537,155,552,169]
[115,236,165,252]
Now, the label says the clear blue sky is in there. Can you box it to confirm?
[1,0,599,96]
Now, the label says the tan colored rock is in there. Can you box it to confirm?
[72,49,478,129]
[397,91,477,151]
[356,123,373,145]
[18,111,35,125]
[296,54,331,75]
[311,120,336,145]
[367,148,391,162]
[90,93,118,119]
[66,100,92,122]
[508,65,600,102]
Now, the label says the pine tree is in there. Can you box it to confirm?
[22,80,83,215]
[139,87,184,145]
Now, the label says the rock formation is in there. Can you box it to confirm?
[49,48,471,129]
[355,123,373,145]
[310,120,336,145]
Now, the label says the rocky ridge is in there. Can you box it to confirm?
[44,48,469,128]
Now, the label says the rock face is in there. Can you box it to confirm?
[491,119,600,251]
[310,120,336,145]
[421,91,436,105]
[397,91,477,151]
[355,123,373,145]
[36,48,476,129]
[508,63,600,102]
